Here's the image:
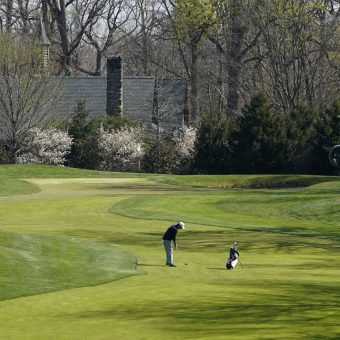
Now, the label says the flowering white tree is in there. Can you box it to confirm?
[17,128,73,166]
[173,126,197,160]
[98,125,144,171]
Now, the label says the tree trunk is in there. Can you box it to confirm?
[58,0,72,74]
[5,0,13,33]
[190,40,199,123]
[46,0,72,74]
[140,6,149,76]
[17,0,29,33]
[95,50,102,76]
[226,0,245,116]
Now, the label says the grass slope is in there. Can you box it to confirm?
[0,165,339,339]
[0,178,41,196]
[0,164,143,178]
[1,164,337,187]
[0,232,137,300]
[109,184,340,236]
[152,173,340,188]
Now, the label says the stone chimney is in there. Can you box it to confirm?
[106,56,122,116]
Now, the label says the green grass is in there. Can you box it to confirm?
[0,232,137,300]
[0,177,41,196]
[109,185,340,233]
[0,164,144,178]
[0,165,339,339]
[152,173,339,188]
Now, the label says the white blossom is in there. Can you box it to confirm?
[98,125,144,171]
[17,128,73,166]
[173,126,197,159]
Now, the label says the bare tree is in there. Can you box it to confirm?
[0,35,64,161]
[0,0,40,33]
[254,0,340,111]
[124,0,164,76]
[74,0,134,75]
[206,0,267,115]
[42,0,107,74]
[161,0,216,123]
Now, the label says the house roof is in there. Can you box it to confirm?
[55,76,106,117]
[54,76,187,130]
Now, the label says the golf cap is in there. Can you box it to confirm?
[178,221,185,229]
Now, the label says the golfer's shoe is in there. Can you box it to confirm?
[168,264,176,267]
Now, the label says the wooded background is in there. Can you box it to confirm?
[1,0,339,121]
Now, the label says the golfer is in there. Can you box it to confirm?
[162,221,185,267]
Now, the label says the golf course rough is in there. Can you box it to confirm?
[0,165,339,339]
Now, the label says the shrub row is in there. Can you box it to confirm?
[1,95,339,175]
[194,94,340,175]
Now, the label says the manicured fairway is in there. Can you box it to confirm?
[0,165,339,339]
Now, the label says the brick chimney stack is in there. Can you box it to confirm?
[106,56,122,116]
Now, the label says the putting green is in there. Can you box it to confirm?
[0,165,339,339]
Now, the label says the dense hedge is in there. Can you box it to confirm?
[194,94,340,175]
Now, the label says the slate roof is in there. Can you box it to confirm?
[154,77,186,130]
[55,76,107,118]
[54,76,187,130]
[122,77,155,124]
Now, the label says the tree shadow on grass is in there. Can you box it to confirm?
[60,281,340,338]
[61,228,340,254]
[87,183,203,193]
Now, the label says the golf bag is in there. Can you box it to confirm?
[226,247,239,270]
